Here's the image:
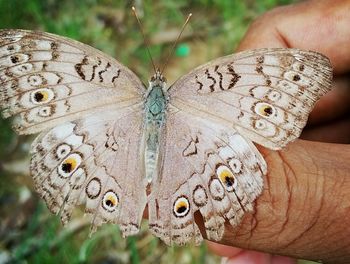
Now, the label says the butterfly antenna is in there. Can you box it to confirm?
[160,13,192,75]
[132,6,157,73]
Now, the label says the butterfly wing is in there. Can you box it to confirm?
[168,48,333,150]
[30,106,147,235]
[0,29,145,134]
[148,108,266,245]
[0,29,147,235]
[149,48,333,245]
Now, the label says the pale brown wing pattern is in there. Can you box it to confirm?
[30,106,147,236]
[0,29,145,134]
[0,29,148,235]
[148,108,266,245]
[0,30,334,245]
[169,48,333,150]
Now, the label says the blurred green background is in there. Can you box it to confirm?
[0,0,319,263]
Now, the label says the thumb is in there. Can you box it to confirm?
[236,0,350,74]
[215,140,350,264]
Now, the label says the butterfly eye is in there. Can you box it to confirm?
[254,102,276,118]
[102,191,119,212]
[173,196,190,217]
[58,153,81,178]
[31,88,54,104]
[216,165,237,192]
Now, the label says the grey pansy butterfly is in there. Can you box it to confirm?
[0,28,332,245]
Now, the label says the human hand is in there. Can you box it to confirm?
[207,1,350,263]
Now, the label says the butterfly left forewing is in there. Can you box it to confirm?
[148,109,266,245]
[0,29,145,134]
[168,48,333,150]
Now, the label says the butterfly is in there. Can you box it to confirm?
[0,29,332,245]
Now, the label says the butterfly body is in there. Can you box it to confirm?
[0,29,333,245]
[143,71,168,182]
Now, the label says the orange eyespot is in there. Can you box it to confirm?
[61,157,77,173]
[102,191,119,212]
[58,153,82,178]
[173,197,190,217]
[254,102,275,118]
[34,91,48,102]
[105,195,117,206]
[216,165,237,191]
[31,88,54,104]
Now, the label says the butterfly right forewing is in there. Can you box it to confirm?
[169,48,333,150]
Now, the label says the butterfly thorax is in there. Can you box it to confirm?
[143,72,168,183]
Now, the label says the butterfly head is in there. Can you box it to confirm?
[149,69,167,89]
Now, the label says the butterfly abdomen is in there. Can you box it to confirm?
[143,83,167,183]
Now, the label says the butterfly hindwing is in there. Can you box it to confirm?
[148,109,266,245]
[29,92,147,236]
[169,48,333,150]
[0,29,145,134]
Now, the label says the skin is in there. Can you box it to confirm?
[207,0,350,263]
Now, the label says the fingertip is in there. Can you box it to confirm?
[235,12,288,52]
[224,251,272,264]
[207,241,243,257]
[236,31,287,52]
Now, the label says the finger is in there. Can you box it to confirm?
[301,117,350,143]
[208,242,297,264]
[307,75,350,126]
[204,140,350,263]
[225,252,297,264]
[223,251,272,264]
[237,0,350,74]
[271,255,297,264]
[207,241,243,257]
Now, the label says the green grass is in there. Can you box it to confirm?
[0,1,317,264]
